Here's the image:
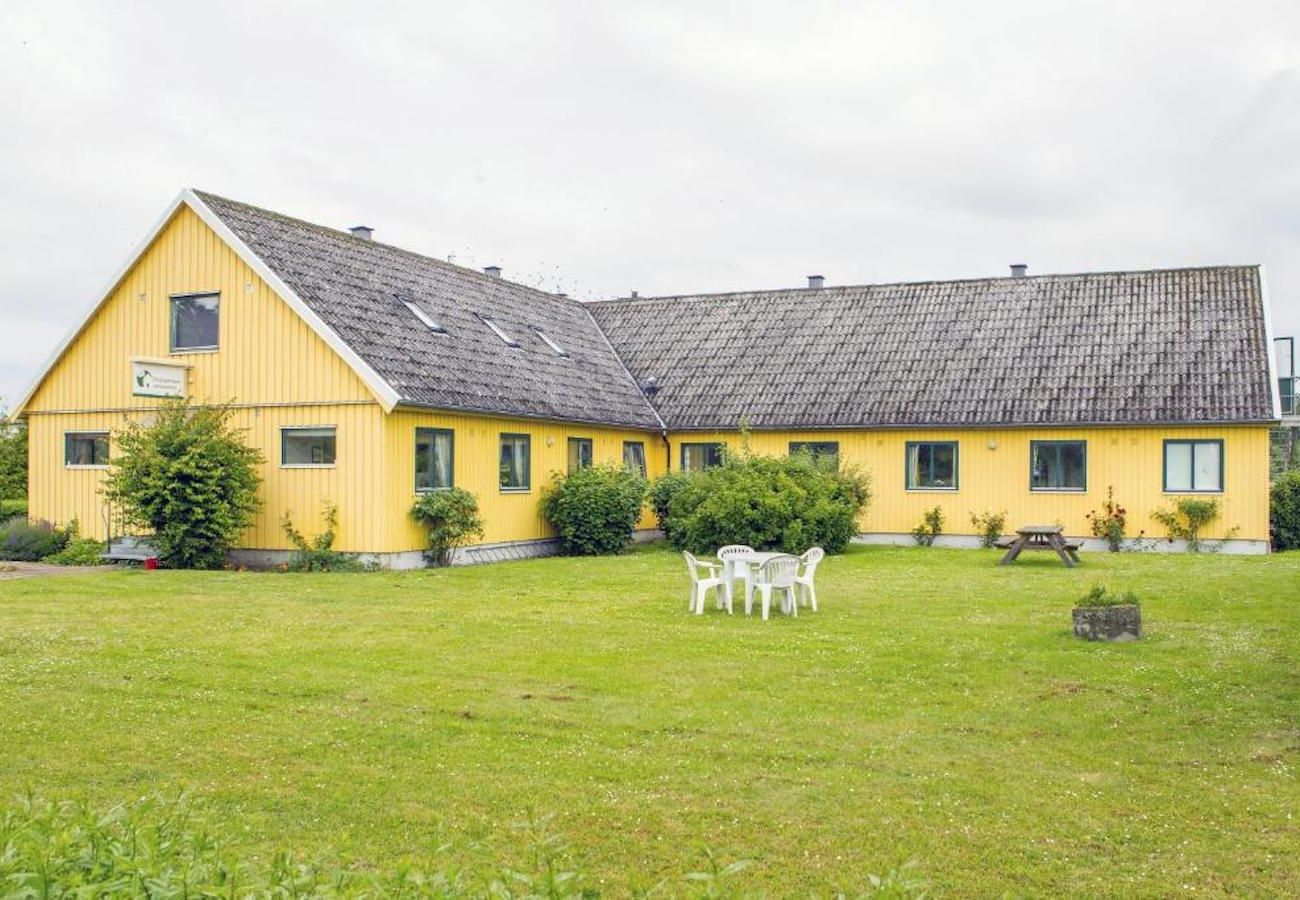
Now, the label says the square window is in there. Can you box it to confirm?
[681,442,724,472]
[415,428,454,490]
[500,433,531,490]
[623,441,647,478]
[789,440,840,471]
[567,437,593,473]
[1030,441,1087,491]
[906,441,958,490]
[170,293,220,352]
[282,427,336,466]
[1164,440,1223,493]
[65,432,109,467]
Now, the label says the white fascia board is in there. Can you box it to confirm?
[1258,264,1284,422]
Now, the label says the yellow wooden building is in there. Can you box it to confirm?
[11,191,1282,562]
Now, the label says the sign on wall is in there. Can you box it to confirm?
[131,361,187,398]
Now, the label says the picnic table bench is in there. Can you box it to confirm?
[997,525,1080,567]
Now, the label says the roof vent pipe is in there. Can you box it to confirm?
[807,275,824,289]
[1010,263,1028,278]
[484,265,502,278]
[349,225,373,241]
[631,290,639,298]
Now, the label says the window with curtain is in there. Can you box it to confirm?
[281,427,336,466]
[499,433,531,490]
[681,443,724,472]
[64,432,109,467]
[567,437,593,473]
[1030,441,1087,491]
[170,293,220,351]
[415,428,454,491]
[1164,440,1223,492]
[789,440,840,471]
[906,441,958,490]
[623,441,647,477]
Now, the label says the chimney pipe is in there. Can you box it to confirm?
[807,275,824,289]
[349,225,373,241]
[631,290,639,299]
[484,265,501,278]
[1010,263,1028,278]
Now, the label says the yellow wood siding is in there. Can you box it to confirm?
[672,426,1271,541]
[382,410,665,550]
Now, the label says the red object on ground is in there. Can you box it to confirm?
[144,557,159,570]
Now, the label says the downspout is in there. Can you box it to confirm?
[661,428,672,472]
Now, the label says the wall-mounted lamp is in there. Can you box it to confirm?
[987,439,998,450]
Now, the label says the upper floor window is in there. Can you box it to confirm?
[282,427,336,467]
[623,441,647,478]
[681,442,724,472]
[1164,439,1223,492]
[906,441,958,490]
[500,433,531,491]
[567,437,593,473]
[170,293,220,352]
[1030,440,1087,491]
[415,428,454,491]
[479,314,520,348]
[789,440,840,471]
[65,432,109,467]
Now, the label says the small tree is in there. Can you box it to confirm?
[0,406,27,502]
[104,401,262,569]
[540,464,647,556]
[1271,470,1300,551]
[410,488,485,566]
[911,507,944,547]
[968,509,1007,549]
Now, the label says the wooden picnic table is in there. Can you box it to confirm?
[997,525,1081,567]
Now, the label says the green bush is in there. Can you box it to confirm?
[411,487,485,565]
[660,453,870,555]
[1151,497,1235,552]
[540,464,648,556]
[911,506,944,547]
[1086,486,1128,552]
[1077,583,1140,608]
[0,413,26,501]
[104,401,263,569]
[0,518,69,561]
[1271,470,1300,551]
[968,509,1006,549]
[1,498,27,519]
[44,537,108,566]
[280,501,367,572]
[648,470,693,537]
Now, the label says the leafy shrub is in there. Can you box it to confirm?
[661,453,871,555]
[1151,497,1235,552]
[1086,486,1128,552]
[0,518,69,561]
[540,464,647,556]
[44,537,108,566]
[1271,470,1300,551]
[280,501,366,572]
[968,509,1006,549]
[104,401,262,569]
[0,413,26,501]
[1,498,26,519]
[1077,583,1140,608]
[648,470,693,536]
[411,487,485,566]
[911,506,944,547]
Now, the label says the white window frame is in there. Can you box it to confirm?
[169,292,221,354]
[281,426,337,468]
[64,431,110,469]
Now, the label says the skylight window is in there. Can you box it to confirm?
[478,313,519,348]
[402,300,446,334]
[534,328,569,357]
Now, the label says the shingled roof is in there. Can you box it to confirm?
[588,267,1278,429]
[193,192,663,430]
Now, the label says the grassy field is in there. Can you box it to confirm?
[1,544,1298,896]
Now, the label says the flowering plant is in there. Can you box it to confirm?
[1087,486,1128,552]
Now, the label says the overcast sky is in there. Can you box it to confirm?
[3,1,1299,406]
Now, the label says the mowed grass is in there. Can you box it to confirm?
[1,544,1298,896]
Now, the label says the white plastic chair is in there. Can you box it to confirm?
[683,551,729,615]
[795,547,825,611]
[748,554,801,620]
[716,544,756,610]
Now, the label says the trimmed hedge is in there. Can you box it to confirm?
[540,464,647,555]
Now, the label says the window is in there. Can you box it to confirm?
[415,428,454,491]
[789,441,840,471]
[65,432,109,467]
[402,300,446,334]
[535,328,569,357]
[1164,440,1223,492]
[170,293,220,352]
[681,442,725,472]
[479,314,519,348]
[1030,440,1087,491]
[499,433,531,490]
[281,427,336,466]
[623,440,647,477]
[567,437,593,473]
[906,441,958,490]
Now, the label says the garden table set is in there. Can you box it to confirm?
[997,524,1082,567]
[683,545,824,620]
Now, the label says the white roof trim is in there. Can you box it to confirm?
[1258,265,1283,422]
[10,190,402,418]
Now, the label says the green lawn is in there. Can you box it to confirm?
[1,545,1298,896]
